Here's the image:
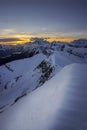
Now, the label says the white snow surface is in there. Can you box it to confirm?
[0,39,87,130]
[0,53,53,107]
[0,49,87,110]
[0,63,87,130]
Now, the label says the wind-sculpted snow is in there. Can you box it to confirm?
[0,63,87,130]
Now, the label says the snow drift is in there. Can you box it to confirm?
[0,63,87,130]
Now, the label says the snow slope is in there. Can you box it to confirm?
[0,53,46,87]
[0,53,59,111]
[0,63,87,130]
[0,46,87,112]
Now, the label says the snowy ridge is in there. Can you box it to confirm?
[0,63,87,130]
[71,39,87,47]
[0,53,57,111]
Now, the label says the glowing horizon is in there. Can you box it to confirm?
[0,31,87,45]
[0,35,87,45]
[0,36,79,45]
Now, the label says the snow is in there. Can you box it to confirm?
[54,51,72,67]
[0,54,46,106]
[0,39,87,130]
[0,52,57,109]
[0,53,46,87]
[0,63,87,130]
[0,46,87,111]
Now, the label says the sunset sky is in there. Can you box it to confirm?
[0,0,87,44]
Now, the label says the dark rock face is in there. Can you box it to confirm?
[37,60,54,86]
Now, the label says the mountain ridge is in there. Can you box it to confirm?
[0,63,87,130]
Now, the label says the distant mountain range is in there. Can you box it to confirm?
[0,39,87,65]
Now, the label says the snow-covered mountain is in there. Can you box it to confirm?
[0,39,87,65]
[71,39,87,47]
[0,63,87,130]
[0,53,58,111]
[0,38,87,130]
[0,39,87,110]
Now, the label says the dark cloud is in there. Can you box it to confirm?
[0,38,22,42]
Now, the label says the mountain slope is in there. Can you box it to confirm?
[0,63,87,130]
[0,42,87,112]
[0,53,58,111]
[0,39,87,130]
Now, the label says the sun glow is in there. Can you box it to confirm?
[46,37,75,43]
[0,33,77,45]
